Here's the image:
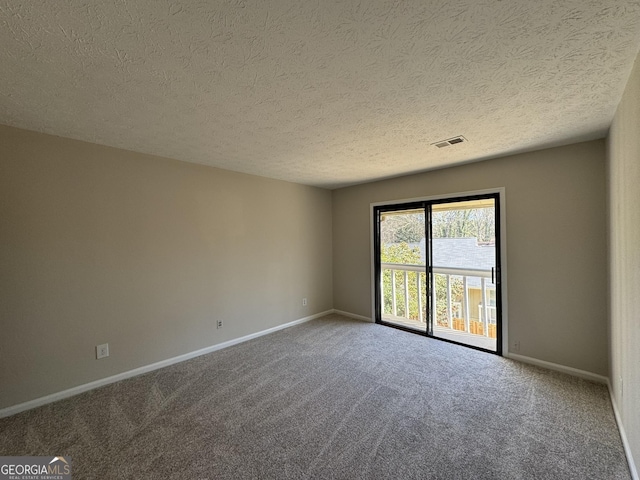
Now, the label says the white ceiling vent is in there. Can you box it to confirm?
[432,136,467,148]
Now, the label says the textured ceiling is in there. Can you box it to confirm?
[1,1,640,188]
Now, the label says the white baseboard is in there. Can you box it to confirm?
[504,352,608,384]
[0,310,332,419]
[607,380,639,480]
[332,309,372,322]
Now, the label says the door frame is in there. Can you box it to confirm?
[370,188,508,355]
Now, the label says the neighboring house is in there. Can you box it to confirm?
[410,236,495,267]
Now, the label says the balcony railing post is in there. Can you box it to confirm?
[446,274,452,328]
[481,277,489,337]
[417,273,423,323]
[463,276,470,332]
[391,269,397,317]
[404,270,409,319]
[432,281,437,328]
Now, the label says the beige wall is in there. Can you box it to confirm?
[333,140,608,375]
[608,51,640,471]
[0,125,333,409]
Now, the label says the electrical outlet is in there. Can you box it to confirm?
[302,298,308,306]
[96,343,109,359]
[217,320,223,329]
[513,341,520,352]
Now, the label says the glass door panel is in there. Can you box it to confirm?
[377,206,427,333]
[430,198,499,352]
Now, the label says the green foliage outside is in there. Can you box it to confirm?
[380,243,427,322]
[434,274,464,327]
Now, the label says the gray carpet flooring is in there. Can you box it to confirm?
[0,314,630,479]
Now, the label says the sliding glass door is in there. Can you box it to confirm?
[374,193,502,354]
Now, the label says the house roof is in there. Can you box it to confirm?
[412,237,495,271]
[431,238,495,271]
[1,2,640,188]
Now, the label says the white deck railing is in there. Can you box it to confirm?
[380,263,496,337]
